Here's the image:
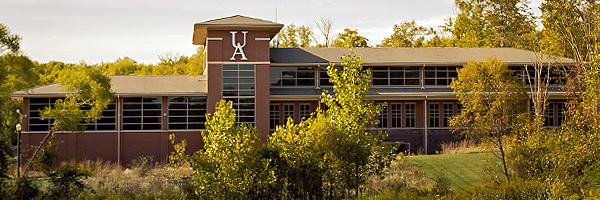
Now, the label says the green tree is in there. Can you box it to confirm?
[450,57,528,182]
[332,28,369,47]
[379,21,428,47]
[191,100,276,199]
[449,0,537,49]
[103,57,139,75]
[277,23,313,48]
[0,24,21,54]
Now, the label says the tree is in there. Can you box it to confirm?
[0,24,21,54]
[449,0,537,49]
[331,28,369,48]
[379,21,428,47]
[450,57,528,182]
[277,23,313,48]
[24,64,114,172]
[191,100,276,199]
[314,16,335,47]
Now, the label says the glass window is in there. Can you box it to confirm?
[168,96,207,130]
[424,67,456,86]
[405,103,416,128]
[545,103,555,127]
[525,66,565,85]
[81,103,117,131]
[391,104,402,128]
[300,104,311,119]
[372,67,420,86]
[557,102,565,126]
[319,66,341,87]
[283,104,294,122]
[442,103,453,127]
[123,97,162,130]
[378,104,388,128]
[28,98,62,131]
[270,67,315,86]
[429,103,440,127]
[223,64,255,124]
[270,105,280,130]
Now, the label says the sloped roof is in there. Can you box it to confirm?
[12,75,208,98]
[193,15,284,45]
[270,47,575,66]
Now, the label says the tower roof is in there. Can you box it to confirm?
[193,15,284,45]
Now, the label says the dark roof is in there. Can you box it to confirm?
[12,75,208,98]
[270,47,575,66]
[193,15,284,45]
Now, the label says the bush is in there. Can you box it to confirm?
[457,179,551,200]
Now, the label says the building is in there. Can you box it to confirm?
[12,15,574,164]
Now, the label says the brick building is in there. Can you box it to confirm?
[12,15,574,164]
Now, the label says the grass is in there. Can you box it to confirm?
[405,152,500,191]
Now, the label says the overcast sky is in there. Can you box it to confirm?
[0,0,543,64]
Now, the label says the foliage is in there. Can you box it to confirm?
[167,134,188,168]
[191,100,277,199]
[379,21,428,48]
[12,176,40,199]
[332,28,369,47]
[449,0,537,49]
[314,16,335,47]
[0,23,21,54]
[457,178,551,199]
[450,57,528,182]
[43,164,91,199]
[41,64,114,132]
[277,23,313,48]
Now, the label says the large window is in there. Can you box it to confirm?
[122,97,162,130]
[283,104,294,121]
[223,64,255,123]
[300,104,311,119]
[372,67,420,86]
[424,67,457,86]
[270,67,315,86]
[544,103,555,127]
[168,96,207,130]
[429,103,440,127]
[378,104,388,128]
[405,103,416,128]
[557,102,565,126]
[28,98,61,131]
[29,98,116,131]
[391,104,402,128]
[80,103,116,131]
[525,66,566,85]
[270,105,280,130]
[319,66,341,87]
[442,103,453,127]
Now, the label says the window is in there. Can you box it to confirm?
[424,67,457,86]
[378,105,388,128]
[545,103,555,126]
[283,104,294,122]
[557,102,565,126]
[122,97,162,130]
[405,103,416,128]
[442,103,453,127]
[28,98,62,131]
[391,104,402,128]
[300,104,311,119]
[29,98,116,131]
[80,103,116,131]
[525,66,565,85]
[270,67,315,86]
[429,103,440,127]
[270,105,280,129]
[372,67,420,86]
[223,64,255,123]
[319,66,341,87]
[168,96,207,130]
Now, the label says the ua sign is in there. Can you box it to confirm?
[230,31,248,61]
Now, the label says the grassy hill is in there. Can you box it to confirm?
[405,152,501,191]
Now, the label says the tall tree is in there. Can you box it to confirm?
[450,57,528,182]
[0,24,21,54]
[449,0,537,49]
[314,16,335,47]
[331,28,369,48]
[277,24,313,48]
[379,21,428,47]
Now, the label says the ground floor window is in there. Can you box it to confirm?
[122,97,162,130]
[168,96,207,130]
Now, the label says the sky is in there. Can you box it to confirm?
[0,0,544,64]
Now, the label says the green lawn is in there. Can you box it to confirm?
[405,152,500,191]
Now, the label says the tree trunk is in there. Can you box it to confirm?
[498,137,510,182]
